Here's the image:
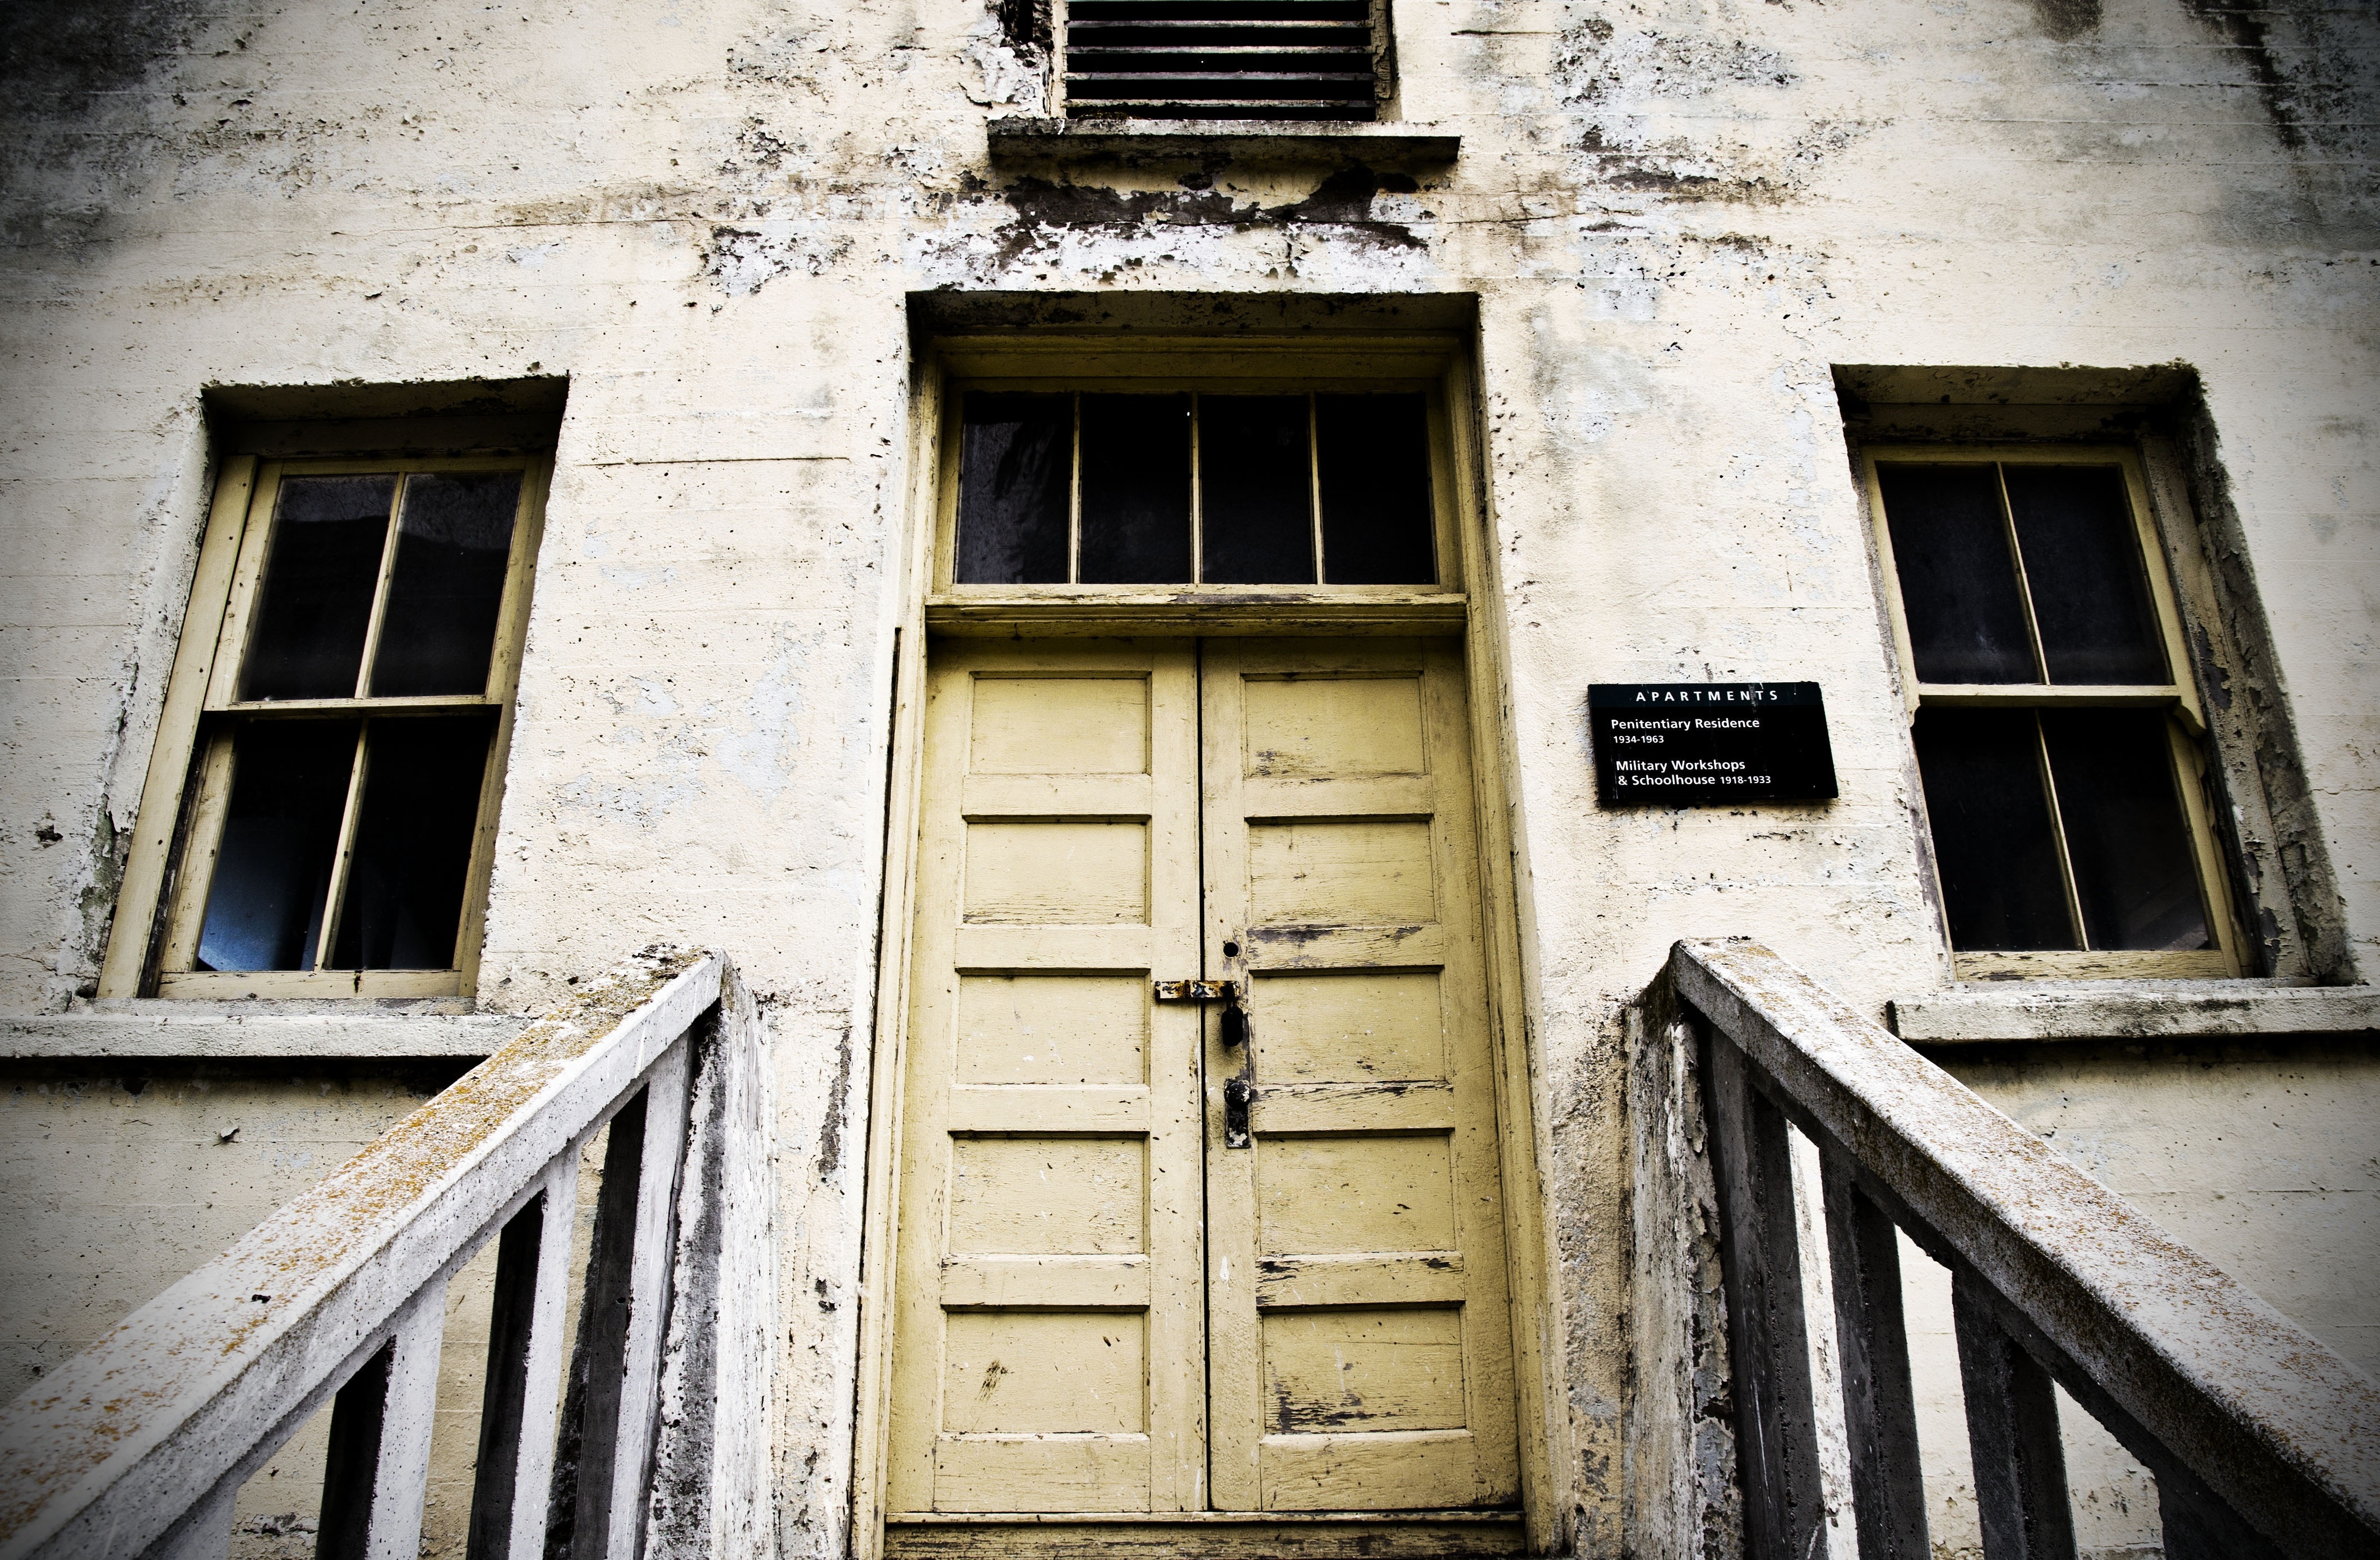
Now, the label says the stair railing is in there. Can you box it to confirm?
[0,947,770,1560]
[1660,938,2379,1560]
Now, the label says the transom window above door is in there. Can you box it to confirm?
[951,389,1440,587]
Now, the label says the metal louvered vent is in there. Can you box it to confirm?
[1062,0,1385,121]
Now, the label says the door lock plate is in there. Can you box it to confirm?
[1223,1078,1252,1149]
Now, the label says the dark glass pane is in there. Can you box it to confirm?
[2041,710,2211,951]
[330,715,492,970]
[1912,708,2076,950]
[955,393,1073,584]
[1877,465,2036,684]
[194,721,360,971]
[1079,394,1193,584]
[368,473,521,696]
[240,475,396,700]
[1199,395,1315,585]
[2004,466,2168,686]
[1316,394,1435,585]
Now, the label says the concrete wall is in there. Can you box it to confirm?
[1,0,2374,1553]
[1939,1038,2380,1559]
[0,1063,470,1399]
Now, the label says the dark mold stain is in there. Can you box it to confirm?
[2031,0,2101,41]
[996,0,1055,59]
[815,1023,855,1181]
[0,0,215,122]
[2180,0,2342,158]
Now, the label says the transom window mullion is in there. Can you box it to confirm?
[1068,393,1084,586]
[1306,392,1326,585]
[1189,392,1206,585]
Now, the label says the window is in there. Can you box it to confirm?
[951,388,1440,587]
[1865,448,2242,978]
[1059,0,1389,121]
[103,453,547,998]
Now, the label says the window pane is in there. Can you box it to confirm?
[330,715,493,970]
[368,473,521,697]
[1079,394,1193,584]
[1316,394,1435,585]
[2004,466,2168,686]
[1877,465,2036,684]
[1199,395,1315,585]
[194,721,360,971]
[1912,708,2076,950]
[2041,710,2211,951]
[955,393,1072,584]
[240,475,396,700]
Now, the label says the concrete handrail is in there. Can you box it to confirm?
[1671,937,2380,1560]
[0,946,769,1560]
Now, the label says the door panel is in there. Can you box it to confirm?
[889,641,1205,1516]
[1203,639,1519,1513]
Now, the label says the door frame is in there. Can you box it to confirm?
[850,328,1565,1557]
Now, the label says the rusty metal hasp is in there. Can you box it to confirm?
[1153,979,1236,1002]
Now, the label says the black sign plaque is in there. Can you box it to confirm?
[1589,683,1838,806]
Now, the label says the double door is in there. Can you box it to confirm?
[887,637,1518,1517]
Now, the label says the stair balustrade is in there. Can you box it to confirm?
[1655,938,2380,1560]
[9,934,2374,1559]
[0,947,769,1560]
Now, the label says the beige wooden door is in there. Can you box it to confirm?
[1202,638,1518,1511]
[887,640,1208,1514]
[888,637,1515,1518]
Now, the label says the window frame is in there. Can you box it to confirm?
[99,450,551,999]
[1860,442,2247,980]
[858,327,1567,1552]
[930,337,1467,623]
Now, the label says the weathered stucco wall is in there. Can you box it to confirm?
[1,0,2374,1553]
[1933,1038,2380,1558]
[0,1063,469,1398]
[1949,1038,2380,1381]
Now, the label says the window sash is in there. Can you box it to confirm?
[108,452,546,999]
[1862,443,2240,977]
[1867,447,2200,720]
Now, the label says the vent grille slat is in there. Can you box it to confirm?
[1062,0,1384,121]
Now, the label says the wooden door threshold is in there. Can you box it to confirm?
[884,1511,1527,1558]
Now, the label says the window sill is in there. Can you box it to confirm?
[986,118,1459,166]
[2,1004,524,1060]
[1888,980,2379,1046]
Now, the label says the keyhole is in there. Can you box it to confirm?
[1223,941,1240,958]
